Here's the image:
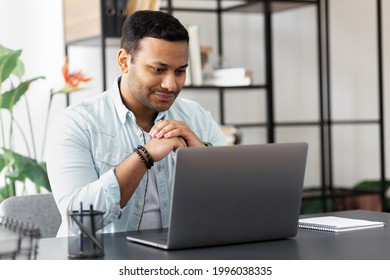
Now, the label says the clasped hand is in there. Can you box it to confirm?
[144,120,204,162]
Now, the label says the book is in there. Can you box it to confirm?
[203,77,251,87]
[187,24,203,86]
[213,67,248,79]
[298,216,385,233]
[202,67,253,87]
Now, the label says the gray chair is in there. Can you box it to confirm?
[0,193,61,238]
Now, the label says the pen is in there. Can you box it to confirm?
[79,202,84,255]
[90,204,97,253]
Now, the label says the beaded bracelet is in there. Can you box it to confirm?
[137,145,154,167]
[134,147,152,169]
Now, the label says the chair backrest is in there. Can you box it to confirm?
[0,193,61,238]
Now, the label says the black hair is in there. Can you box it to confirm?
[121,10,189,58]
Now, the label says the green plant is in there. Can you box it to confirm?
[0,44,50,201]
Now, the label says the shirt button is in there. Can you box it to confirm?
[137,202,143,209]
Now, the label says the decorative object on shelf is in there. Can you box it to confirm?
[58,56,92,94]
[0,44,50,202]
[200,45,212,70]
[40,56,92,160]
[220,125,242,145]
[349,180,390,211]
[187,24,203,86]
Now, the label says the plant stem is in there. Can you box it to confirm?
[0,111,5,148]
[7,108,13,150]
[11,116,31,157]
[7,79,17,150]
[40,89,55,161]
[5,178,16,197]
[0,85,7,149]
[35,184,41,194]
[24,94,37,160]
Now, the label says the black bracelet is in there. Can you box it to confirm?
[203,142,213,147]
[137,145,154,167]
[134,148,152,169]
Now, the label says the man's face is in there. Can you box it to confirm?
[122,37,189,113]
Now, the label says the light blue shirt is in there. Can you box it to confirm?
[46,77,227,237]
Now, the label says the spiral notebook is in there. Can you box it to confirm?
[0,215,41,259]
[298,216,385,233]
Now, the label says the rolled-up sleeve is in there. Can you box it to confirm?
[46,107,122,236]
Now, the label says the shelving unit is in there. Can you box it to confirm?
[162,0,387,212]
[317,0,387,212]
[63,0,387,212]
[163,0,320,145]
[163,0,326,204]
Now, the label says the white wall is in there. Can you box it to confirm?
[0,0,65,194]
[0,0,389,192]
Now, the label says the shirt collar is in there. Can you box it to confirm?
[111,76,167,125]
[155,111,166,123]
[111,77,129,125]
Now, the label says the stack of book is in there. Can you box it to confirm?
[185,24,253,88]
[203,67,252,87]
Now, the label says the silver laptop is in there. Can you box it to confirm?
[127,142,308,250]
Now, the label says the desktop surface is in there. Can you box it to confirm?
[37,210,390,260]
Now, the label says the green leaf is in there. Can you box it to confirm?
[0,44,24,78]
[0,44,10,56]
[0,183,16,202]
[0,76,44,110]
[0,49,22,83]
[354,180,390,192]
[5,168,26,182]
[0,153,5,173]
[0,186,10,202]
[2,149,51,191]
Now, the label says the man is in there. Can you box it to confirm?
[47,10,226,237]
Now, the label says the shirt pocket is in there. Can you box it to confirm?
[94,149,130,175]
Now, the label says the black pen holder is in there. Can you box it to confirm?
[67,209,104,258]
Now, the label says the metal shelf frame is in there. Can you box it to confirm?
[64,0,386,212]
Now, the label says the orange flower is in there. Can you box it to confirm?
[61,56,92,93]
